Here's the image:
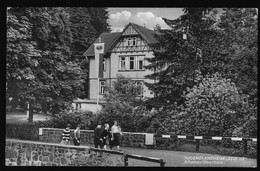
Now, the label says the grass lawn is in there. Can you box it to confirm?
[6,111,52,123]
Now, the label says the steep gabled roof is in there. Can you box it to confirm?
[83,22,159,57]
[83,32,120,57]
[131,23,158,44]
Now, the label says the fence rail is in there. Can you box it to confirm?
[156,134,257,154]
[88,147,165,167]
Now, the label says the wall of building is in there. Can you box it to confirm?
[110,51,155,98]
[88,56,110,79]
[110,51,154,78]
[89,79,100,100]
[38,128,147,148]
[5,139,90,166]
[71,102,102,113]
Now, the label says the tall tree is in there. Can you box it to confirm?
[217,8,258,105]
[6,8,41,111]
[86,8,111,36]
[68,7,111,99]
[69,7,96,62]
[6,7,86,122]
[145,8,219,109]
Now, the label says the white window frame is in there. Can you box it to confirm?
[129,56,135,70]
[137,56,145,70]
[119,57,126,70]
[119,55,145,71]
[100,81,106,95]
[127,37,137,46]
[132,38,136,46]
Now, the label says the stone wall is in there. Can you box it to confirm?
[6,123,39,140]
[39,128,147,148]
[5,139,90,166]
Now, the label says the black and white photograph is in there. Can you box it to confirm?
[6,7,257,167]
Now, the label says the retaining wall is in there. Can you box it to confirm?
[5,139,90,166]
[39,128,147,148]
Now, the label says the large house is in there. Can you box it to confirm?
[73,22,159,112]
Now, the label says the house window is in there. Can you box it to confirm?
[119,56,145,71]
[100,81,106,94]
[138,60,143,70]
[137,56,145,70]
[128,38,132,46]
[127,37,137,46]
[103,58,106,71]
[132,38,136,46]
[120,57,126,70]
[135,81,144,96]
[129,57,135,70]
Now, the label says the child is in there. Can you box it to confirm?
[61,124,71,145]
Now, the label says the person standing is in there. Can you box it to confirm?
[61,124,71,145]
[102,123,110,149]
[73,125,81,146]
[110,121,122,151]
[94,122,103,149]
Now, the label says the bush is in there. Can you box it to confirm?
[177,72,256,137]
[35,110,96,129]
[95,75,153,132]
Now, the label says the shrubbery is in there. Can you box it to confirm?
[35,110,96,130]
[180,72,256,137]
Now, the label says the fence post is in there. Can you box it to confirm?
[195,139,200,152]
[160,159,165,167]
[124,153,128,167]
[243,139,248,155]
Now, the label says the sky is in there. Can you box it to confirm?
[107,8,184,32]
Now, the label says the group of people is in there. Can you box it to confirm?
[60,121,122,151]
[94,121,122,151]
[60,124,81,146]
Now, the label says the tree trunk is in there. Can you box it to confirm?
[28,103,33,123]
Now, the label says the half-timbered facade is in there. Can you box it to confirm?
[73,23,158,112]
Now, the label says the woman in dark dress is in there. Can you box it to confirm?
[102,123,110,149]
